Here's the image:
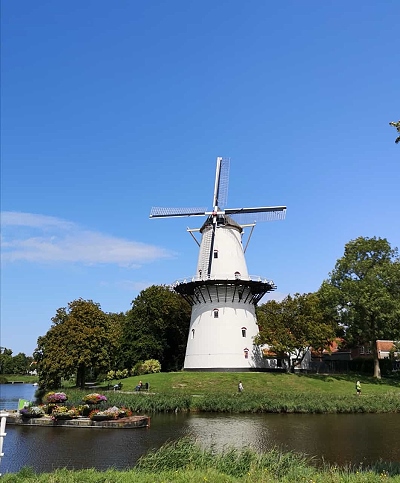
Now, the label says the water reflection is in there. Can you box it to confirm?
[181,413,400,466]
[1,385,400,474]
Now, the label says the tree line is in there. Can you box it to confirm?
[0,348,34,376]
[34,285,191,389]
[33,236,399,389]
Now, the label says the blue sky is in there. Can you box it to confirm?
[1,1,399,357]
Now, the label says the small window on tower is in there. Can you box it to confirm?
[241,327,247,338]
[213,250,218,259]
[191,329,195,339]
[244,348,249,359]
[235,271,241,280]
[213,309,219,318]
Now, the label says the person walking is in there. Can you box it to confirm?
[356,380,361,396]
[238,381,243,393]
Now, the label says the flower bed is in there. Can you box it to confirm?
[89,406,132,421]
[44,392,68,404]
[51,406,79,421]
[82,393,107,405]
[20,406,45,418]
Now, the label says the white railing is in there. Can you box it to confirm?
[172,274,275,286]
[0,411,9,476]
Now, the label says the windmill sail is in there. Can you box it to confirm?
[150,207,207,218]
[226,206,287,224]
[213,157,230,209]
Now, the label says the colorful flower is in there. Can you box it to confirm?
[44,392,68,403]
[82,393,107,404]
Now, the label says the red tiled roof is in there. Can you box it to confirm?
[377,341,395,352]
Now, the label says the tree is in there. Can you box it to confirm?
[319,237,400,379]
[0,348,14,374]
[389,121,400,144]
[255,292,336,371]
[34,299,117,389]
[120,285,191,372]
[12,352,32,374]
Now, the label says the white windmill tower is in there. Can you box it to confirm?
[150,157,286,371]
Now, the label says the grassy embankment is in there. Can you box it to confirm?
[59,372,400,414]
[4,438,400,482]
[0,375,38,384]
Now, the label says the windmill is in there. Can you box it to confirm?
[150,157,286,371]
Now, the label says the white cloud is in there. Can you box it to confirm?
[116,280,156,292]
[262,291,288,303]
[1,211,172,267]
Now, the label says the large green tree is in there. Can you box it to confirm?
[0,349,31,375]
[319,237,400,378]
[35,299,119,389]
[121,285,191,372]
[256,292,336,371]
[0,348,14,374]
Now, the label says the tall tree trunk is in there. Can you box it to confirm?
[76,363,86,389]
[372,340,381,379]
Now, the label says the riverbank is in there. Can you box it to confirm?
[60,387,400,414]
[5,372,399,414]
[3,438,400,482]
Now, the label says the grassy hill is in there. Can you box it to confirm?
[102,371,400,396]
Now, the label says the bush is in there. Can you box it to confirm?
[131,361,145,376]
[106,370,116,381]
[141,359,161,375]
[116,369,129,379]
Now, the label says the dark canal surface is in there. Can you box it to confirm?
[1,384,399,474]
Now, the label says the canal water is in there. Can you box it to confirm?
[1,384,399,474]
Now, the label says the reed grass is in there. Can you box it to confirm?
[4,439,400,482]
[191,392,400,414]
[63,388,192,413]
[49,387,400,414]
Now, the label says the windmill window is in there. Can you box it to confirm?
[213,309,219,318]
[244,348,249,359]
[213,250,218,259]
[191,329,195,339]
[235,271,241,280]
[241,327,247,338]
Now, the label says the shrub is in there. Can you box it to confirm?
[116,369,129,379]
[141,359,161,375]
[131,361,145,376]
[106,370,116,381]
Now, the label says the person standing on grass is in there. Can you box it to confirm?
[356,380,361,396]
[238,381,243,393]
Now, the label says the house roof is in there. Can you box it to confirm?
[377,340,395,352]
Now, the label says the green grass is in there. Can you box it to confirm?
[3,439,400,482]
[1,374,38,383]
[96,371,400,396]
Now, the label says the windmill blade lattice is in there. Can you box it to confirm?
[150,207,208,218]
[226,206,286,224]
[213,157,230,209]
